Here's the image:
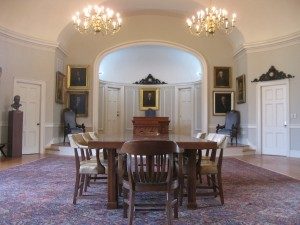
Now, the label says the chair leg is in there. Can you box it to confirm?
[128,190,135,225]
[217,173,224,205]
[73,173,80,204]
[123,188,128,218]
[166,192,172,225]
[173,189,179,219]
[84,175,90,192]
[207,175,211,186]
[79,174,85,196]
[211,174,217,197]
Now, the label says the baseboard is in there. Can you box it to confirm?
[289,150,300,158]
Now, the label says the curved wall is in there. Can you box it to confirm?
[99,45,202,84]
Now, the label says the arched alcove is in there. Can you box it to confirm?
[92,41,208,134]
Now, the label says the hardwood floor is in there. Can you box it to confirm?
[0,154,45,171]
[234,155,300,180]
[1,153,300,180]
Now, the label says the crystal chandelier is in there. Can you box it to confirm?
[186,2,236,36]
[72,5,122,35]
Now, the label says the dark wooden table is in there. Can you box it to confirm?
[88,133,217,210]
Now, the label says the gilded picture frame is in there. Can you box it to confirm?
[67,91,89,117]
[236,74,246,104]
[67,65,89,89]
[213,91,234,116]
[55,71,65,104]
[214,66,232,88]
[139,88,159,111]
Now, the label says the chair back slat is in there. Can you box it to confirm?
[121,140,178,185]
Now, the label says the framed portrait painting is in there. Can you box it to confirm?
[139,88,159,110]
[214,67,231,88]
[236,74,246,104]
[67,65,89,89]
[213,91,234,116]
[67,91,89,117]
[55,71,65,104]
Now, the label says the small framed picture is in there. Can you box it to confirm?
[236,74,246,104]
[55,71,65,104]
[67,65,89,89]
[67,91,89,117]
[213,91,234,116]
[214,67,231,88]
[139,88,159,111]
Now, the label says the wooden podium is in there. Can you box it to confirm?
[132,117,170,136]
[8,110,23,157]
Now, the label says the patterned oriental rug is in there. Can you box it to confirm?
[0,156,299,225]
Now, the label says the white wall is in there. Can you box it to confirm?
[100,45,202,84]
[64,14,234,129]
[233,42,300,156]
[0,34,63,146]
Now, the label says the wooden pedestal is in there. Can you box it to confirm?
[132,117,170,136]
[8,110,23,157]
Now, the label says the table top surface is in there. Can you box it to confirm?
[88,133,217,149]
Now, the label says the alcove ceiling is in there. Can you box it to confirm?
[0,0,299,49]
[99,45,202,84]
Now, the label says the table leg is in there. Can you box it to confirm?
[107,149,118,209]
[187,149,197,209]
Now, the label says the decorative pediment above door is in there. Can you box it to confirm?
[134,74,167,85]
[251,66,294,82]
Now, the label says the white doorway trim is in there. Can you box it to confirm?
[92,40,208,133]
[256,79,290,155]
[13,78,46,154]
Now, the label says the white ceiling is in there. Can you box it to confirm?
[0,0,299,46]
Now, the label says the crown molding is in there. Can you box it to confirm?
[234,30,300,57]
[0,26,69,56]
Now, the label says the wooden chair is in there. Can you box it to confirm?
[70,133,107,204]
[216,110,240,145]
[0,143,6,157]
[195,132,206,139]
[120,140,181,225]
[196,134,227,205]
[63,108,85,143]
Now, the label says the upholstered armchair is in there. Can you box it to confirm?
[63,108,85,143]
[216,110,240,145]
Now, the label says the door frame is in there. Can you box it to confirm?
[256,79,290,156]
[174,85,194,135]
[105,85,124,133]
[13,78,46,154]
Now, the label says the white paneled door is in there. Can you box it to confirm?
[106,87,121,134]
[178,87,192,135]
[14,81,41,154]
[262,84,288,156]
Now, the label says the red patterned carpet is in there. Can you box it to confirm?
[0,156,299,225]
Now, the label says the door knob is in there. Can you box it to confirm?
[37,123,40,125]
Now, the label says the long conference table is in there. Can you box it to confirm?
[88,133,217,210]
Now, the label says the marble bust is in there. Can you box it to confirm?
[11,95,22,110]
